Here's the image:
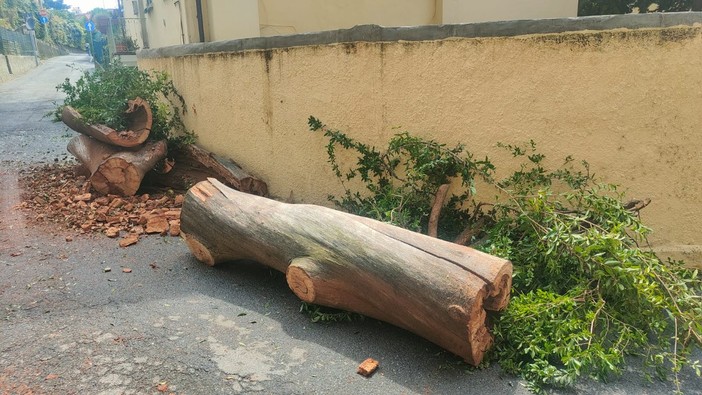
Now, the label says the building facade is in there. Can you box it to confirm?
[122,0,578,49]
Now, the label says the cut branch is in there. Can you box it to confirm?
[150,144,268,196]
[428,183,450,238]
[61,97,152,149]
[454,217,487,247]
[180,178,512,364]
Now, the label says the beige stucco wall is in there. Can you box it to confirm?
[146,0,192,48]
[122,1,144,49]
[441,0,578,24]
[124,0,196,48]
[207,0,261,41]
[258,0,440,36]
[257,0,578,37]
[138,25,702,265]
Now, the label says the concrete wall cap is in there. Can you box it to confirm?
[137,12,702,59]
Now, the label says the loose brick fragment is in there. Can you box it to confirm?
[357,358,379,377]
[105,227,120,238]
[119,234,139,247]
[145,215,169,234]
[169,219,181,236]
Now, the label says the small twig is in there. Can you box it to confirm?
[623,198,651,213]
[428,184,451,238]
[454,217,487,246]
[588,297,605,349]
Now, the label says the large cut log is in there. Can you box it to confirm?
[67,135,167,196]
[147,144,268,196]
[180,178,512,365]
[61,97,153,149]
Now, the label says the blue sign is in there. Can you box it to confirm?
[85,20,95,32]
[39,16,48,25]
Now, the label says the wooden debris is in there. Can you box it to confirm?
[67,135,167,196]
[61,97,152,149]
[181,178,513,365]
[357,358,379,377]
[17,163,184,247]
[148,144,268,196]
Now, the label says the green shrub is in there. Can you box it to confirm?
[309,116,702,393]
[55,61,195,150]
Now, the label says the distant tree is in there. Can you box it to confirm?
[578,0,696,16]
[43,0,70,10]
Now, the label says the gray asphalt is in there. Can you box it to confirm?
[0,54,699,395]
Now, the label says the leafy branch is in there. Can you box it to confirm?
[54,61,196,150]
[308,116,702,393]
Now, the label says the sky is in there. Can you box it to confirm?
[62,0,119,13]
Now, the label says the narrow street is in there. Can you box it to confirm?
[0,55,698,395]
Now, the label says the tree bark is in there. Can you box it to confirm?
[61,97,153,149]
[180,178,512,365]
[67,135,167,196]
[152,144,268,196]
[428,183,450,238]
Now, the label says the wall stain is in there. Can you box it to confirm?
[342,42,357,54]
[262,50,273,74]
[528,26,702,49]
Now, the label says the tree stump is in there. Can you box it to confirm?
[180,178,512,365]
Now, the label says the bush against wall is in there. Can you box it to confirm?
[54,61,195,151]
[578,0,699,15]
[308,116,702,393]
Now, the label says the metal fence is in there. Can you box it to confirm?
[0,27,68,58]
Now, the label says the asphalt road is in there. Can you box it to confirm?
[0,55,699,395]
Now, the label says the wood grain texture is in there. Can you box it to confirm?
[61,97,152,149]
[180,178,512,365]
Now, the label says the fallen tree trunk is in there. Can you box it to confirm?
[148,144,268,196]
[61,97,153,149]
[180,178,512,365]
[67,135,167,196]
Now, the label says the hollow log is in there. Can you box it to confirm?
[61,97,152,149]
[148,144,268,196]
[180,178,512,365]
[67,135,167,196]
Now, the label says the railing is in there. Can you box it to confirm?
[0,27,69,58]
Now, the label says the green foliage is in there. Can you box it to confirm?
[309,117,702,393]
[308,116,494,240]
[578,0,695,16]
[299,302,365,323]
[0,0,84,48]
[55,61,196,150]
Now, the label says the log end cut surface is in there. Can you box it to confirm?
[183,233,215,266]
[91,157,141,196]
